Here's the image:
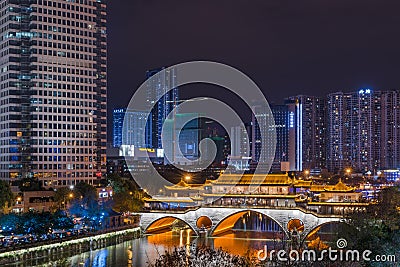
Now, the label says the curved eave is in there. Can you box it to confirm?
[164,186,204,191]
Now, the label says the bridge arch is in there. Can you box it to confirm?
[287,218,305,233]
[210,209,287,237]
[197,216,212,229]
[145,216,198,235]
[304,220,352,245]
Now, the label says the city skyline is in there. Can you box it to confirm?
[114,87,400,174]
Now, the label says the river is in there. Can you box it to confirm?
[10,230,285,267]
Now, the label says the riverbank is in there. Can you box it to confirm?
[0,226,141,265]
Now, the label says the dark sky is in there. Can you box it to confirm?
[107,0,400,128]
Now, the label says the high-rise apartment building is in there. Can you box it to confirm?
[112,108,147,148]
[380,90,400,169]
[0,0,107,187]
[112,108,125,148]
[230,125,250,158]
[251,104,276,172]
[145,67,179,149]
[327,90,381,172]
[229,125,251,171]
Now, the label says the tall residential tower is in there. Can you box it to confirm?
[0,0,107,187]
[327,90,381,172]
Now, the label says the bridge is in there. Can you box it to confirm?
[139,206,343,240]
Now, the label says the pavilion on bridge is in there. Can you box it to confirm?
[306,179,367,215]
[203,173,298,207]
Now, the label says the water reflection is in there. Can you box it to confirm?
[61,229,282,267]
[2,230,278,266]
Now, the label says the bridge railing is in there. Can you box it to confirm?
[140,204,344,218]
[141,206,200,214]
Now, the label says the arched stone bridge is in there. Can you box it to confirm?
[139,207,342,239]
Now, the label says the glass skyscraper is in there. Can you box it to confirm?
[145,67,179,149]
[0,0,107,187]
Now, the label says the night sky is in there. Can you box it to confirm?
[107,0,400,133]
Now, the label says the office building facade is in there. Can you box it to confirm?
[163,113,203,165]
[270,104,289,172]
[0,0,107,186]
[288,96,327,171]
[251,104,276,172]
[112,108,147,148]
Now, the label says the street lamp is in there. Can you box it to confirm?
[63,193,74,209]
[304,170,310,179]
[185,175,191,181]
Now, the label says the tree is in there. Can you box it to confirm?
[107,174,144,212]
[0,180,14,214]
[112,192,143,213]
[53,187,73,210]
[73,182,97,201]
[107,173,128,194]
[371,186,400,230]
[338,186,400,260]
[67,182,112,231]
[51,210,74,230]
[0,213,22,234]
[21,212,53,236]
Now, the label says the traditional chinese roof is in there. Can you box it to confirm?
[204,179,214,185]
[164,179,205,191]
[310,185,326,192]
[211,174,292,186]
[324,179,355,192]
[293,179,312,187]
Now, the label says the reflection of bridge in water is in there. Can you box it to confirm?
[139,206,342,241]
